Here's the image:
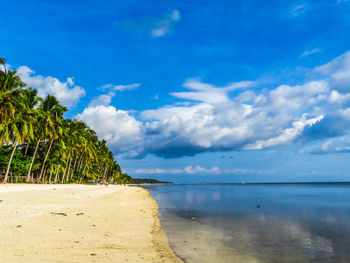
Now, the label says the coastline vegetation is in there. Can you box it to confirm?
[133,178,173,184]
[0,57,133,184]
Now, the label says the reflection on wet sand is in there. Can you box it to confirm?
[161,212,259,263]
[162,211,338,263]
[146,184,350,263]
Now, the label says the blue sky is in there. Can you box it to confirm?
[2,0,350,183]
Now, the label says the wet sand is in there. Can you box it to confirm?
[0,184,182,263]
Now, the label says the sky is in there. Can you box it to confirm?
[1,0,350,183]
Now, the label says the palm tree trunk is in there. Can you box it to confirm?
[54,165,60,184]
[70,155,78,180]
[66,157,72,182]
[102,166,108,179]
[3,141,18,184]
[62,151,70,181]
[77,151,84,170]
[26,139,41,182]
[41,168,47,183]
[24,143,30,155]
[39,139,53,181]
[82,162,87,175]
[104,166,109,179]
[73,155,78,169]
[49,169,53,184]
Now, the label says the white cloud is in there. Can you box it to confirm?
[151,10,181,37]
[269,81,329,110]
[300,48,321,58]
[88,82,141,110]
[171,79,255,104]
[79,78,334,157]
[135,166,221,175]
[329,90,350,104]
[102,83,140,91]
[76,105,143,154]
[135,166,275,175]
[17,66,85,107]
[89,94,113,107]
[137,79,330,157]
[170,10,181,21]
[0,64,9,71]
[77,51,350,158]
[314,51,350,92]
[244,115,324,150]
[288,4,308,17]
[184,165,220,174]
[135,168,182,174]
[303,135,350,154]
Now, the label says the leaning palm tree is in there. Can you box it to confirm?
[37,95,67,182]
[0,56,128,185]
[45,138,66,183]
[0,63,26,183]
[21,88,42,182]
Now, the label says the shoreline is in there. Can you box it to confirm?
[0,184,182,263]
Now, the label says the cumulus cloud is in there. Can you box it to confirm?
[329,90,350,104]
[245,115,324,150]
[76,105,143,155]
[151,10,181,37]
[314,51,350,92]
[77,51,350,158]
[89,94,113,107]
[136,79,330,157]
[17,66,85,107]
[301,113,346,141]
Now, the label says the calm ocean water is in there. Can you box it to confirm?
[143,183,350,263]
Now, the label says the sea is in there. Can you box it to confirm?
[143,183,350,263]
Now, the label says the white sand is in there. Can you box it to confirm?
[0,184,182,263]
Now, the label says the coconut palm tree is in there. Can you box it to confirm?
[46,138,66,183]
[37,95,67,182]
[21,89,43,182]
[0,63,26,183]
[0,56,130,185]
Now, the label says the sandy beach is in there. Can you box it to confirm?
[0,184,182,263]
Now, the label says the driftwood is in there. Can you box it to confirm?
[50,212,67,216]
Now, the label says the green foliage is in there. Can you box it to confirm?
[0,147,31,176]
[114,173,134,184]
[0,56,132,184]
[133,178,172,184]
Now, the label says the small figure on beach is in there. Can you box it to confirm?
[100,179,108,186]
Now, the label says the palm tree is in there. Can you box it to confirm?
[37,95,67,182]
[21,88,42,182]
[0,62,26,183]
[46,139,66,183]
[0,57,129,185]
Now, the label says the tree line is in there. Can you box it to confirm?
[0,57,133,184]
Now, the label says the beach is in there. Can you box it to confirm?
[0,184,182,263]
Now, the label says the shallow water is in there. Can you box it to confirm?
[143,183,350,263]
